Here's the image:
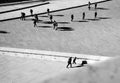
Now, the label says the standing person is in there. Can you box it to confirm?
[66,57,72,68]
[73,57,77,64]
[50,15,53,22]
[47,8,50,16]
[30,9,33,16]
[88,1,91,10]
[82,12,85,20]
[22,12,26,20]
[71,14,74,21]
[53,20,56,30]
[20,12,23,20]
[94,11,97,19]
[33,19,37,27]
[55,22,58,30]
[95,3,97,9]
[34,14,39,21]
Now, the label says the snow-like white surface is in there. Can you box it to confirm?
[0,0,104,20]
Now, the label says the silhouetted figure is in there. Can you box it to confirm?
[94,11,97,18]
[88,1,91,10]
[22,12,26,20]
[34,14,39,21]
[33,19,37,27]
[30,9,33,16]
[73,57,77,64]
[55,22,58,30]
[49,15,53,22]
[81,60,87,66]
[95,3,97,9]
[82,12,85,20]
[53,20,56,30]
[66,57,72,68]
[20,12,24,20]
[71,14,74,21]
[47,8,50,16]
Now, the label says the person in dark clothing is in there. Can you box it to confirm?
[55,22,58,30]
[47,8,50,16]
[81,60,87,66]
[95,3,97,9]
[73,57,77,64]
[82,12,85,20]
[66,57,72,68]
[33,19,37,27]
[34,14,39,21]
[53,20,56,30]
[88,1,91,10]
[20,12,24,20]
[22,12,26,20]
[50,15,53,22]
[71,14,74,21]
[94,11,97,18]
[30,9,33,16]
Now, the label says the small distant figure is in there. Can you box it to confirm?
[53,20,56,30]
[20,12,26,20]
[88,1,91,10]
[30,9,33,16]
[49,15,53,22]
[73,57,77,64]
[47,8,50,16]
[33,19,37,27]
[34,14,39,21]
[71,14,74,21]
[95,3,97,9]
[20,12,23,20]
[81,60,87,66]
[66,57,72,68]
[94,11,97,18]
[82,12,85,20]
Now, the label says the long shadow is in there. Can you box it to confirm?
[0,0,112,22]
[38,25,52,28]
[98,16,111,19]
[87,18,100,21]
[52,14,64,17]
[71,65,84,68]
[41,21,53,24]
[57,22,70,24]
[96,7,109,10]
[73,20,89,22]
[57,27,74,31]
[0,2,49,14]
[39,15,48,17]
[0,31,9,34]
[0,0,50,7]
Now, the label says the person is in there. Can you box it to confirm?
[50,15,53,22]
[53,20,56,30]
[81,60,87,66]
[66,57,72,68]
[30,9,33,16]
[20,12,24,20]
[55,22,58,30]
[73,57,77,64]
[95,3,97,9]
[82,12,85,20]
[88,1,91,10]
[22,12,26,20]
[47,8,50,16]
[94,11,97,18]
[34,14,39,21]
[71,14,74,21]
[33,19,37,27]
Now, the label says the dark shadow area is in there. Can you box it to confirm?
[96,7,109,10]
[0,31,9,34]
[41,21,53,24]
[0,0,50,6]
[87,18,100,21]
[98,17,111,19]
[71,65,84,68]
[38,25,52,28]
[73,20,89,22]
[0,2,49,14]
[57,22,70,24]
[24,18,35,21]
[52,14,64,17]
[57,27,74,31]
[39,15,48,17]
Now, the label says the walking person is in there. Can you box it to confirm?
[22,12,26,20]
[66,57,72,68]
[71,14,74,21]
[47,8,50,16]
[73,57,77,64]
[53,20,56,30]
[30,9,33,16]
[88,1,91,10]
[33,19,37,27]
[34,14,39,21]
[49,15,53,22]
[20,12,24,20]
[95,3,97,9]
[94,11,97,19]
[82,12,85,20]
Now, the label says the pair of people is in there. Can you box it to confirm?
[66,57,77,68]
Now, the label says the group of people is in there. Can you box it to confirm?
[66,57,87,68]
[71,2,98,21]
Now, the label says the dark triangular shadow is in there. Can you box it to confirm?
[52,14,64,17]
[87,18,100,21]
[57,27,74,31]
[98,17,111,19]
[73,20,89,22]
[24,18,35,21]
[57,22,70,24]
[38,26,52,28]
[0,31,9,34]
[41,21,53,24]
[95,7,109,10]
